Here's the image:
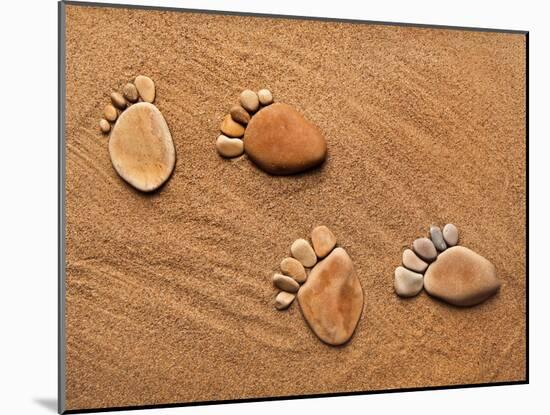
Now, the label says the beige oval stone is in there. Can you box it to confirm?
[230,105,250,125]
[220,114,245,138]
[109,102,175,192]
[110,92,127,109]
[394,266,424,297]
[291,239,317,268]
[135,75,155,103]
[430,225,447,251]
[99,119,111,134]
[123,82,139,102]
[280,257,307,284]
[104,104,117,122]
[239,89,260,113]
[272,273,300,293]
[258,89,273,105]
[311,225,337,258]
[443,223,459,246]
[412,237,437,262]
[298,247,363,346]
[424,246,500,306]
[243,103,327,175]
[275,291,295,310]
[216,135,244,158]
[402,249,428,273]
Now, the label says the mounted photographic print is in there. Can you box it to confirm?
[58,1,528,413]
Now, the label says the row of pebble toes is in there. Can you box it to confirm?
[274,225,337,310]
[394,223,459,297]
[99,75,155,134]
[216,89,274,158]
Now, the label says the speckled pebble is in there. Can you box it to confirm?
[443,223,459,246]
[402,249,428,273]
[123,83,139,102]
[430,226,447,251]
[99,119,111,134]
[258,89,273,105]
[412,237,437,262]
[272,273,300,293]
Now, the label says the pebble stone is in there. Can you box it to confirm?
[291,238,317,268]
[230,105,250,125]
[280,257,307,284]
[402,249,428,273]
[298,248,363,346]
[272,273,300,293]
[99,119,111,134]
[424,246,500,306]
[412,237,437,262]
[123,83,139,102]
[239,89,260,113]
[104,104,118,122]
[258,89,273,105]
[134,75,155,103]
[109,102,175,192]
[430,226,447,251]
[311,225,337,258]
[220,114,245,138]
[443,223,459,246]
[394,266,424,297]
[275,291,296,310]
[215,135,244,158]
[243,103,327,175]
[110,92,127,109]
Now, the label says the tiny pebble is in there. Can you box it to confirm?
[272,273,300,293]
[230,105,251,125]
[311,225,337,258]
[280,257,307,284]
[430,226,447,251]
[135,75,155,103]
[239,89,259,113]
[99,119,111,134]
[394,266,424,297]
[104,104,117,122]
[220,114,245,138]
[402,249,428,273]
[275,291,296,310]
[123,83,139,102]
[412,237,437,262]
[291,239,317,268]
[110,92,127,109]
[216,135,244,158]
[443,223,459,246]
[258,89,273,105]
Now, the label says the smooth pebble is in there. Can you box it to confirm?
[272,273,300,293]
[311,225,337,258]
[220,114,245,138]
[216,135,244,158]
[258,89,273,105]
[394,266,424,297]
[275,291,295,310]
[104,104,118,122]
[280,257,307,284]
[230,105,250,125]
[135,75,155,103]
[99,119,111,134]
[123,83,139,102]
[430,226,447,251]
[291,238,317,267]
[412,237,437,262]
[110,92,127,109]
[443,223,459,246]
[239,89,260,113]
[402,249,428,273]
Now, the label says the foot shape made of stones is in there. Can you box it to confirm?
[215,89,327,175]
[99,75,176,192]
[273,226,364,346]
[394,224,501,306]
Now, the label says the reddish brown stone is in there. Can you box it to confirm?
[243,103,327,175]
[297,247,363,346]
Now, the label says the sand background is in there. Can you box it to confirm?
[63,4,527,411]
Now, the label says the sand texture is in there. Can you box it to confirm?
[63,4,527,411]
